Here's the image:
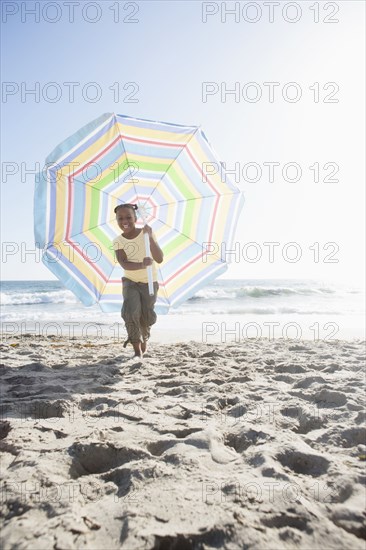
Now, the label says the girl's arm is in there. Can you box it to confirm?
[115,249,149,270]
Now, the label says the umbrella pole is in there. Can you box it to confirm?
[138,208,154,296]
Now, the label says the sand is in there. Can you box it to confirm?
[0,335,365,549]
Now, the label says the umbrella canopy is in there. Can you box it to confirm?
[34,113,244,313]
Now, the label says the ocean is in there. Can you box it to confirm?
[1,279,364,343]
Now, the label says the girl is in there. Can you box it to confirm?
[113,204,164,358]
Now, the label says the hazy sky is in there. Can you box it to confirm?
[1,0,365,285]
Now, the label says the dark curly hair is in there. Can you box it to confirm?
[114,203,138,214]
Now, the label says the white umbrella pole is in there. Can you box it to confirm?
[138,208,154,296]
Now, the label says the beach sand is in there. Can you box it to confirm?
[0,335,365,549]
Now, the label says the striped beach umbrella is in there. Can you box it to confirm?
[34,113,244,313]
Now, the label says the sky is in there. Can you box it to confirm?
[1,0,365,285]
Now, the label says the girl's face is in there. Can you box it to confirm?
[116,207,137,235]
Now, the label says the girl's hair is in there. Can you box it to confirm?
[114,203,138,214]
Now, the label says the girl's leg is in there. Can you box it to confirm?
[139,282,159,353]
[132,341,142,357]
[122,279,143,357]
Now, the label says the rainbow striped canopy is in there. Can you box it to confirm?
[34,113,244,313]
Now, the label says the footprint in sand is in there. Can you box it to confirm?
[227,375,252,383]
[157,379,187,388]
[79,397,119,410]
[96,408,143,422]
[275,364,306,374]
[6,399,71,420]
[158,427,202,438]
[261,511,313,535]
[321,479,354,504]
[34,425,68,439]
[319,427,366,448]
[280,405,325,434]
[355,411,366,424]
[276,447,330,476]
[101,466,134,499]
[147,439,177,456]
[314,389,347,407]
[160,387,186,396]
[273,374,296,384]
[224,428,272,453]
[297,409,324,434]
[69,442,149,478]
[288,345,310,352]
[154,528,228,550]
[294,376,327,389]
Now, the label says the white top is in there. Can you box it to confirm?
[113,230,158,283]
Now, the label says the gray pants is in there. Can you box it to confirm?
[121,277,159,344]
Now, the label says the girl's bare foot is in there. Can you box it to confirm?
[132,342,142,357]
[141,340,147,355]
